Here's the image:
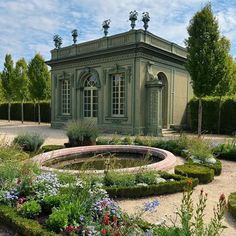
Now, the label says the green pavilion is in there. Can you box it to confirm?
[47,15,192,135]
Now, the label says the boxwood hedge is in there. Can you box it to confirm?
[228,192,236,219]
[174,163,214,184]
[0,205,58,236]
[104,172,198,198]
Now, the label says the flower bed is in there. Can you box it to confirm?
[0,170,159,235]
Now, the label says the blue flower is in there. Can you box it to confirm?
[144,199,160,212]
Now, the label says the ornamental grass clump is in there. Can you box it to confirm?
[13,133,44,152]
[66,120,98,147]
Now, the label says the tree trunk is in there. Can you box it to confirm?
[38,102,41,124]
[21,101,24,124]
[198,98,202,137]
[217,97,222,134]
[8,102,11,122]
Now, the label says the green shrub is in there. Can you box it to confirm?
[175,164,214,184]
[42,195,62,213]
[228,192,236,219]
[0,205,57,236]
[135,171,157,185]
[19,200,42,219]
[213,139,236,161]
[13,133,44,152]
[0,139,28,163]
[66,120,98,147]
[96,137,110,145]
[104,172,136,187]
[121,136,133,145]
[41,145,64,153]
[46,209,68,233]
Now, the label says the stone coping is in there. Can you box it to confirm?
[31,145,176,175]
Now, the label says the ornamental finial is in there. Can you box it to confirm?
[102,19,111,37]
[142,12,150,31]
[129,10,138,30]
[53,34,62,49]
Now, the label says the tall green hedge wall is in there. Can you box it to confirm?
[189,97,236,134]
[0,102,51,122]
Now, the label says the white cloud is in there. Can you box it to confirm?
[0,0,235,70]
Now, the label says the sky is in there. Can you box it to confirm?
[0,0,236,70]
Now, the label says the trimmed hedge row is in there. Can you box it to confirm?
[188,159,222,176]
[104,172,199,198]
[0,102,50,122]
[174,163,214,184]
[189,97,236,134]
[0,205,58,236]
[228,192,236,219]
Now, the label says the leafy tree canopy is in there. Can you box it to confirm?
[28,53,50,102]
[185,3,223,98]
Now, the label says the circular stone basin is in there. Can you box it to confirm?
[31,145,176,175]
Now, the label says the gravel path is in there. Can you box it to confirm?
[118,157,236,236]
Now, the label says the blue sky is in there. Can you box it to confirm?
[0,0,236,70]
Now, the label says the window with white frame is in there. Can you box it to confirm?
[83,76,98,118]
[111,73,125,116]
[61,80,71,115]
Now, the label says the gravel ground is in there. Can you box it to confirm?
[0,120,235,235]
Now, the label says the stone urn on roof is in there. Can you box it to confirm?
[129,10,138,30]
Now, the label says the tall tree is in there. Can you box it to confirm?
[28,53,50,124]
[213,37,234,133]
[1,54,14,122]
[185,4,224,136]
[13,58,28,123]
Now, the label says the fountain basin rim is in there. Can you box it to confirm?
[31,145,176,175]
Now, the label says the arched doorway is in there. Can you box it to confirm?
[83,75,98,122]
[157,72,168,128]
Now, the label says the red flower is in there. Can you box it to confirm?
[65,226,74,232]
[219,193,226,201]
[101,228,107,235]
[103,212,110,225]
[114,230,120,236]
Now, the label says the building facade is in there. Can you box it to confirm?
[47,29,193,135]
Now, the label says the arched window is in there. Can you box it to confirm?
[83,76,98,118]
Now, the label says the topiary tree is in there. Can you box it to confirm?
[185,4,225,136]
[1,54,14,122]
[13,58,29,123]
[28,53,50,124]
